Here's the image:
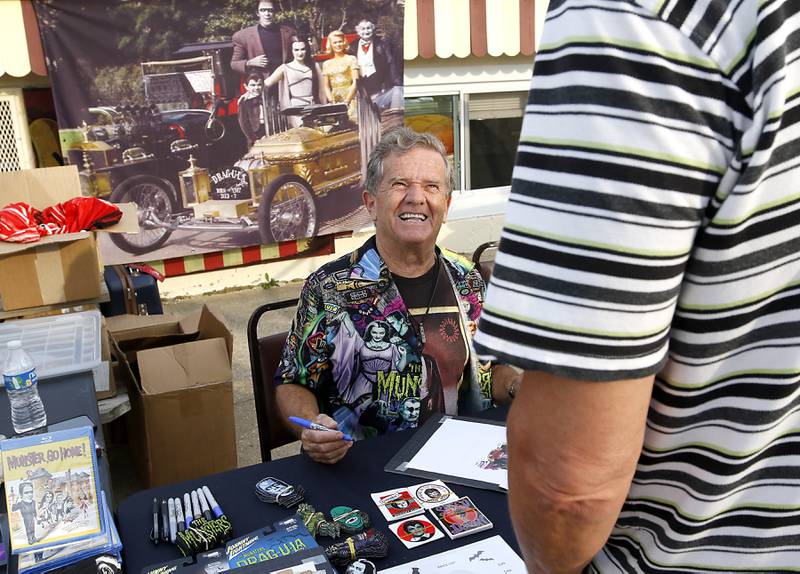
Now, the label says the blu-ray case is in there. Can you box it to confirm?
[1,426,104,554]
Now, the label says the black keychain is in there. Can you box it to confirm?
[255,476,306,508]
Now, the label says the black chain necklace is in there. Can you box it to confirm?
[413,256,441,346]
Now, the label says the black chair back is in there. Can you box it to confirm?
[247,298,300,462]
[472,240,500,283]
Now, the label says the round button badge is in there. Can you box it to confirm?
[415,483,451,504]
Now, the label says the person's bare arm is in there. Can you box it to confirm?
[508,370,654,573]
[275,384,352,464]
[322,69,334,103]
[263,65,285,89]
[315,63,328,104]
[276,383,319,423]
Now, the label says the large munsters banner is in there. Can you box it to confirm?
[33,0,404,264]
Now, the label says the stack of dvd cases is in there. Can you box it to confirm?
[0,427,122,573]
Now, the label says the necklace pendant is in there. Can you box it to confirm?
[419,323,426,345]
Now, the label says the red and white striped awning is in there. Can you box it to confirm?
[404,0,537,60]
[1,0,539,77]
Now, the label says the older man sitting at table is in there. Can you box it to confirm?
[275,127,521,464]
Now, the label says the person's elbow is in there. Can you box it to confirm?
[510,453,631,573]
[520,460,630,530]
[510,416,634,518]
[507,408,638,572]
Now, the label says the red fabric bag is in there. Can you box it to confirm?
[0,197,122,243]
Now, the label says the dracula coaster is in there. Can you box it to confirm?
[370,487,424,522]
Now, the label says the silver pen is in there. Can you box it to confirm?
[184,492,193,528]
[191,490,201,521]
[175,496,185,533]
[167,498,177,543]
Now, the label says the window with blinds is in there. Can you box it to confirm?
[468,92,527,120]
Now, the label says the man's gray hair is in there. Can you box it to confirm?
[364,127,454,196]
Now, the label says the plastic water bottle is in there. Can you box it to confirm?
[3,340,47,434]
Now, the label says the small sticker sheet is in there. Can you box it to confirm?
[408,480,459,509]
[429,496,493,539]
[389,517,444,548]
[370,488,425,522]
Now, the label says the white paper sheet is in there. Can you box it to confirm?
[381,534,526,574]
[406,419,508,488]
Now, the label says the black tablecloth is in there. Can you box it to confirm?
[117,408,519,573]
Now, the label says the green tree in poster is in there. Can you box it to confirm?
[36,0,403,107]
[93,65,145,106]
[113,1,221,58]
[189,0,255,42]
[203,0,403,50]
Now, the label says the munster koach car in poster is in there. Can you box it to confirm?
[33,0,404,264]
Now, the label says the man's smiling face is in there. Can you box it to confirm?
[363,146,451,254]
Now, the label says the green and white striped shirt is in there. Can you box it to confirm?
[474,0,800,570]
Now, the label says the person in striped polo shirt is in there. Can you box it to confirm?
[474,0,800,571]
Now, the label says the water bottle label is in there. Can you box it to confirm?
[4,368,37,391]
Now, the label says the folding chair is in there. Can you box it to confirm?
[246,298,300,462]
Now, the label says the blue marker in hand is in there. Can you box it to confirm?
[289,416,353,442]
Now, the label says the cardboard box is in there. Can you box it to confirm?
[94,317,117,400]
[0,166,138,311]
[106,304,236,487]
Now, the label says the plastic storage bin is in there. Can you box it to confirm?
[0,310,101,379]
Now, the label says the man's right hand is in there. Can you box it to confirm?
[301,413,352,464]
[248,55,269,69]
